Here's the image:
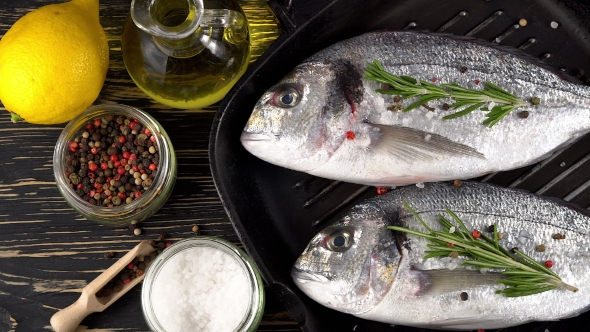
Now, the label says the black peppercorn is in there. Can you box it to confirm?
[460,292,468,301]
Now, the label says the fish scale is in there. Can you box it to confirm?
[292,181,590,330]
[241,31,590,186]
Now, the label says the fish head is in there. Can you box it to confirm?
[241,59,364,172]
[291,204,401,314]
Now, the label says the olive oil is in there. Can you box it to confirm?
[121,0,251,109]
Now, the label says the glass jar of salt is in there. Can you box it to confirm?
[141,237,265,331]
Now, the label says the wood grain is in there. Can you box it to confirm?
[0,0,298,331]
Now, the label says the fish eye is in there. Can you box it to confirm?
[270,84,302,108]
[326,229,353,252]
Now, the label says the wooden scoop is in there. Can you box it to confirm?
[50,240,155,332]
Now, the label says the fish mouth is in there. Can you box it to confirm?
[291,267,330,284]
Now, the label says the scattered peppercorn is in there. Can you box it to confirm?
[487,225,495,233]
[393,95,401,103]
[530,97,541,105]
[552,233,566,240]
[460,66,468,73]
[545,260,553,268]
[453,179,462,187]
[134,228,142,236]
[460,292,469,301]
[442,103,450,111]
[471,230,481,239]
[536,244,546,252]
[518,111,529,118]
[376,186,388,195]
[497,232,503,240]
[158,233,169,241]
[104,251,115,259]
[449,251,459,258]
[65,115,159,207]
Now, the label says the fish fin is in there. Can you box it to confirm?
[370,124,485,161]
[418,268,503,295]
[425,316,508,329]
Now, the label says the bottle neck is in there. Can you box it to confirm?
[131,0,247,58]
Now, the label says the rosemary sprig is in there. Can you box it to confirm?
[364,60,528,127]
[388,203,578,297]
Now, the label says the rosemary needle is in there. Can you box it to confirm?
[364,60,528,127]
[388,202,578,298]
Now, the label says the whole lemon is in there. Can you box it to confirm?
[0,0,109,124]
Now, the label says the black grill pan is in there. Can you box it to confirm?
[210,0,590,330]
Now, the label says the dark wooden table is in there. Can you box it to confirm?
[0,0,300,331]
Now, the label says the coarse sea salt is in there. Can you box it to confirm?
[150,246,251,332]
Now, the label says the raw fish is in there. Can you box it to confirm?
[242,31,590,186]
[292,182,590,330]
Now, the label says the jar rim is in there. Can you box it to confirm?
[53,104,176,224]
[141,237,265,331]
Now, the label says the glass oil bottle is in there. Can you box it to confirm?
[121,0,251,109]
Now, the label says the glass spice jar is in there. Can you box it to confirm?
[141,237,265,332]
[53,104,177,226]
